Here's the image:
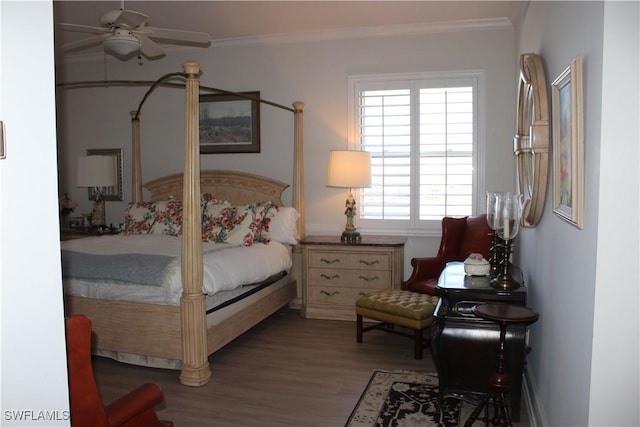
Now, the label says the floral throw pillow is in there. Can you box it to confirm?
[226,201,279,246]
[202,200,239,242]
[201,193,216,203]
[254,201,279,244]
[151,200,183,236]
[123,202,158,235]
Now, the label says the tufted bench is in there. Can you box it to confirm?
[356,289,438,359]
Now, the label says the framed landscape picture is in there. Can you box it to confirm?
[199,91,260,154]
[552,55,584,229]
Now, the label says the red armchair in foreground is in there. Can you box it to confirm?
[402,215,492,296]
[65,315,173,427]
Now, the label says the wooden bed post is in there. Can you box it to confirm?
[292,102,305,240]
[130,111,143,203]
[179,60,211,386]
[289,102,305,309]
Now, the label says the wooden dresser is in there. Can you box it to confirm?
[300,235,405,321]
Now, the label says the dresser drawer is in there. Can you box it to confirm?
[307,286,374,306]
[307,268,390,288]
[307,251,390,271]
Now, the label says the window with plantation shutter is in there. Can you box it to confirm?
[349,73,481,234]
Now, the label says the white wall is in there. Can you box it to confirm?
[590,2,639,425]
[517,1,639,425]
[1,1,70,425]
[55,23,517,278]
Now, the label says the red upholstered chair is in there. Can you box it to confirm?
[65,315,173,427]
[402,215,492,296]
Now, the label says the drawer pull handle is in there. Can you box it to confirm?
[359,275,380,282]
[320,290,340,296]
[320,258,341,265]
[320,274,340,280]
[454,301,483,317]
[359,260,380,266]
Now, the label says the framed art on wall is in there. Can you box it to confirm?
[86,148,123,201]
[199,91,260,154]
[552,55,584,229]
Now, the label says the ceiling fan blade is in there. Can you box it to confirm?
[114,9,148,29]
[137,34,165,59]
[58,23,110,35]
[140,27,211,45]
[61,34,108,51]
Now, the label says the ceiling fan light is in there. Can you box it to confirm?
[103,32,140,56]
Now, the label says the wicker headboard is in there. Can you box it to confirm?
[143,170,289,205]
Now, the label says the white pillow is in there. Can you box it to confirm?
[267,207,300,244]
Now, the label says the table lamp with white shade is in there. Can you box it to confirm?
[76,155,116,227]
[326,150,372,243]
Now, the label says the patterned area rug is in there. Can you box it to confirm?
[345,370,478,427]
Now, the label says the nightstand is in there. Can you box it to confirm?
[61,233,90,241]
[61,228,120,241]
[300,235,406,321]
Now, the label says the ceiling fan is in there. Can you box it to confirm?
[58,6,211,60]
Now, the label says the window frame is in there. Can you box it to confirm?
[348,71,486,236]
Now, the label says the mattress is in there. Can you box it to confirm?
[61,234,292,305]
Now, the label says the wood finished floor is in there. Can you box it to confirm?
[93,309,530,427]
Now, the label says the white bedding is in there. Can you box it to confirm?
[62,234,292,305]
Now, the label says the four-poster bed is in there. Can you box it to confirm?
[62,61,305,386]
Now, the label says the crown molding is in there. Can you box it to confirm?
[56,17,513,65]
[211,17,513,47]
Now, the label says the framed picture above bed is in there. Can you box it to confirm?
[199,91,261,154]
[86,148,123,201]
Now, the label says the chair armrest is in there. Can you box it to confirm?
[105,383,173,427]
[401,256,446,296]
[405,256,446,283]
[403,278,439,296]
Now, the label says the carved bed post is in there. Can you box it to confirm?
[179,60,211,386]
[130,111,143,203]
[289,102,305,309]
[292,102,305,240]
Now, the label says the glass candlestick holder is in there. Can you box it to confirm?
[488,230,505,277]
[486,191,504,277]
[490,192,523,289]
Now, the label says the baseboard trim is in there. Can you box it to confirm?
[522,368,548,427]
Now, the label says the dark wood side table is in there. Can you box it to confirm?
[431,262,529,422]
[464,303,539,426]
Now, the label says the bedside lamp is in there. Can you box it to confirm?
[77,155,116,227]
[326,150,372,243]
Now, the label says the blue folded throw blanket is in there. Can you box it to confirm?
[61,251,175,287]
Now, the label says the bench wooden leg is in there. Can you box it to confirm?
[414,328,423,359]
[357,314,363,343]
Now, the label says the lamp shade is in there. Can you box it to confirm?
[77,155,116,188]
[326,150,372,188]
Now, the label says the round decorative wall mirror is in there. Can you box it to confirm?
[514,53,550,227]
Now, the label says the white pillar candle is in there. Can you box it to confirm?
[502,202,511,240]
